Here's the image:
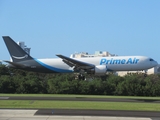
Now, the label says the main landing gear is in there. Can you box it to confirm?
[78,74,86,80]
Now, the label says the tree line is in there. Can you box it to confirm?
[0,65,160,96]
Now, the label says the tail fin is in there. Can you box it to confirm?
[2,36,33,62]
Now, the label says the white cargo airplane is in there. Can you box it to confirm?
[2,36,158,79]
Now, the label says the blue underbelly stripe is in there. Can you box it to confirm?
[34,59,73,73]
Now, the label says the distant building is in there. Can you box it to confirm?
[148,64,160,74]
[116,64,160,76]
[17,41,31,54]
[70,51,116,58]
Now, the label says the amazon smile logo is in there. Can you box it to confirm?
[12,54,28,59]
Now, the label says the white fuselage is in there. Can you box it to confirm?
[36,56,158,73]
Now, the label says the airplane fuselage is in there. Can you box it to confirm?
[13,56,158,74]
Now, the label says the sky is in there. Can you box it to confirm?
[0,0,160,63]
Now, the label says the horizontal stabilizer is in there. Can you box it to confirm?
[3,60,26,68]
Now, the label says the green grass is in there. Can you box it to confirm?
[0,94,160,100]
[1,94,160,111]
[0,100,160,111]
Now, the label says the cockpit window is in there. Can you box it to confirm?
[149,58,154,61]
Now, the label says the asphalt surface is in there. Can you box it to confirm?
[0,96,160,103]
[35,109,160,118]
[0,109,157,120]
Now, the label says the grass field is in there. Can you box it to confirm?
[0,94,160,111]
[0,100,160,111]
[0,94,160,100]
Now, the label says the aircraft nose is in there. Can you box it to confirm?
[153,61,158,66]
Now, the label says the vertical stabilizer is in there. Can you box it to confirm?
[2,36,33,62]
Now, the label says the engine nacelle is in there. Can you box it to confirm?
[87,65,107,76]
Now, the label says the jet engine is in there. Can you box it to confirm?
[87,65,107,76]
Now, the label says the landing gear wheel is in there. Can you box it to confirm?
[144,74,147,77]
[82,76,85,80]
[78,74,86,80]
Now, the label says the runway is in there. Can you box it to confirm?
[0,109,160,120]
[0,96,160,120]
[1,96,160,103]
[35,109,160,117]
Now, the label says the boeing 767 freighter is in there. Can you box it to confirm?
[2,36,158,80]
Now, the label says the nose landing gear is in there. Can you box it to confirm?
[144,70,147,77]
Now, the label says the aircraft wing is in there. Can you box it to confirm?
[56,54,95,71]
